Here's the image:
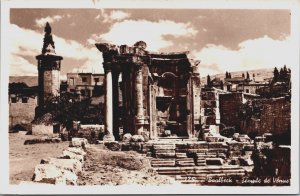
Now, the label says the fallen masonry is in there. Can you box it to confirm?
[20,138,88,186]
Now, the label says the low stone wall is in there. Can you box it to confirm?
[32,124,57,136]
[72,124,104,144]
[9,98,37,128]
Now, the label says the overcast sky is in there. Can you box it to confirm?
[9,9,291,78]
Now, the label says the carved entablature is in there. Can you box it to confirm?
[96,41,200,76]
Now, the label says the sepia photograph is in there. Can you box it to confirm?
[1,0,299,194]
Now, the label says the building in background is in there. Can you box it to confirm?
[66,72,104,100]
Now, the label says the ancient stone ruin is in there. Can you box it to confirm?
[24,23,290,186]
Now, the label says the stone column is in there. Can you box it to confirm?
[135,63,144,135]
[103,62,114,141]
[112,71,120,140]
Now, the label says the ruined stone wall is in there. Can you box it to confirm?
[240,98,291,135]
[9,97,37,128]
[201,89,220,124]
[219,93,244,129]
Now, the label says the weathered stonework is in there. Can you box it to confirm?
[95,41,201,140]
[36,22,63,107]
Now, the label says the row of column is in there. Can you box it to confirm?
[103,62,145,140]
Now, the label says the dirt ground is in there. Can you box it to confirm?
[9,132,175,185]
[9,131,69,184]
[77,145,176,186]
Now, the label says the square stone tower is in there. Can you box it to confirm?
[36,22,63,106]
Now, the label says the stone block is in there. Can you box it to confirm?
[164,130,172,136]
[176,158,195,167]
[120,142,142,152]
[232,133,239,140]
[208,142,227,149]
[105,142,121,151]
[239,156,254,166]
[208,148,228,154]
[206,136,224,142]
[151,159,176,167]
[130,135,144,142]
[196,158,206,166]
[122,133,132,142]
[206,158,224,165]
[70,138,88,148]
[60,150,84,163]
[175,143,188,152]
[187,143,209,149]
[175,152,188,159]
[141,143,153,153]
[153,144,175,150]
[41,158,82,175]
[129,142,142,152]
[227,142,244,151]
[255,136,265,142]
[121,142,131,151]
[155,151,176,158]
[227,150,242,158]
[237,135,251,143]
[244,144,255,151]
[33,164,77,185]
[66,147,86,156]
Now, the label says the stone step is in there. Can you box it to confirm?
[187,149,209,153]
[151,159,176,167]
[208,142,228,149]
[155,152,176,158]
[206,158,224,165]
[187,143,209,149]
[176,158,195,167]
[175,152,188,159]
[196,159,206,166]
[153,144,176,150]
[208,148,228,154]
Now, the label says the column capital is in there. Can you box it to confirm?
[103,62,112,73]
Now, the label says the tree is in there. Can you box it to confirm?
[273,67,279,81]
[246,72,250,79]
[228,73,232,78]
[220,80,224,90]
[242,73,245,78]
[225,72,228,78]
[279,68,284,80]
[253,73,255,78]
[207,75,211,86]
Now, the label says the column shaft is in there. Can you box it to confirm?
[105,70,113,136]
[135,65,144,135]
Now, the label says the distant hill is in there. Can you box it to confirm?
[200,68,274,84]
[9,76,38,87]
